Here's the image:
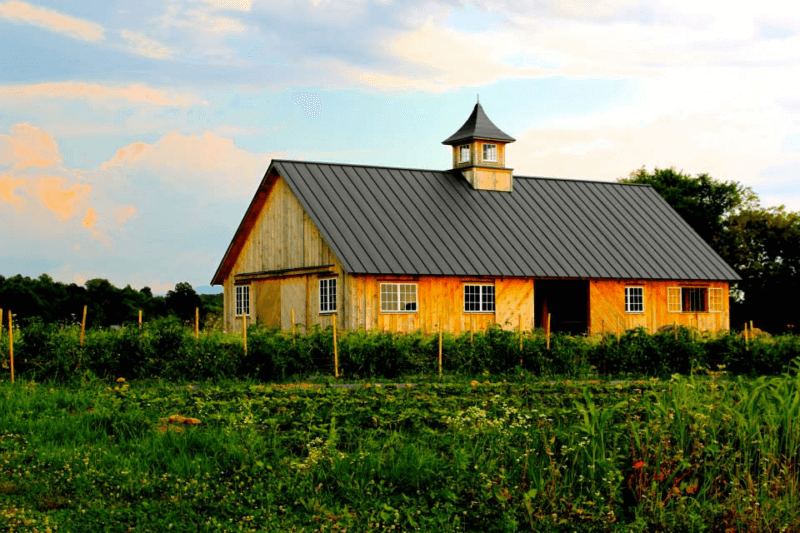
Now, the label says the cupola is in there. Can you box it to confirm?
[442,102,515,192]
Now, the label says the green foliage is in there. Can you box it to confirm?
[3,378,800,531]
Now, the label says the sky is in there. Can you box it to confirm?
[1,0,799,294]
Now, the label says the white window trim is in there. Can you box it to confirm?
[625,286,644,314]
[482,143,497,162]
[379,282,418,313]
[463,284,496,313]
[235,285,250,316]
[319,277,337,314]
[459,144,470,163]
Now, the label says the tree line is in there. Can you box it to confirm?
[0,275,222,328]
[621,168,799,333]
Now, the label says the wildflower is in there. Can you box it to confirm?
[116,377,126,383]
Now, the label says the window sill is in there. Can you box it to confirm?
[379,311,418,315]
[320,311,338,315]
[463,311,495,314]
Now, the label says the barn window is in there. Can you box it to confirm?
[709,288,724,312]
[625,286,644,313]
[667,287,709,312]
[235,285,250,316]
[380,283,417,312]
[320,278,337,313]
[464,284,495,312]
[482,143,497,162]
[459,144,470,163]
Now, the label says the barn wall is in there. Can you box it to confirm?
[589,279,730,335]
[344,275,532,334]
[223,176,343,332]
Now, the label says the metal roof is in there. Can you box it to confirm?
[270,160,740,281]
[442,103,516,145]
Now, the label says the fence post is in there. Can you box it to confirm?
[744,322,749,350]
[80,305,87,347]
[438,311,443,379]
[8,310,13,384]
[242,314,247,355]
[138,310,142,329]
[546,313,551,350]
[470,314,474,345]
[333,314,339,378]
[195,307,200,344]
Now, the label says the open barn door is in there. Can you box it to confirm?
[534,280,589,335]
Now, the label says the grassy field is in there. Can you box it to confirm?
[2,373,800,532]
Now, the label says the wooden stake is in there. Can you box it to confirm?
[674,321,678,341]
[138,310,142,329]
[242,314,247,355]
[470,314,474,345]
[195,307,200,344]
[291,309,296,344]
[744,322,749,349]
[438,311,443,379]
[8,310,13,384]
[546,313,551,350]
[332,314,339,378]
[750,320,754,333]
[80,305,87,347]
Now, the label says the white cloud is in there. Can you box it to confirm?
[120,30,175,60]
[0,0,104,42]
[0,82,207,107]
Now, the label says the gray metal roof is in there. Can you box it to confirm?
[442,103,516,145]
[273,160,741,281]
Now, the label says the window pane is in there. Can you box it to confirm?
[464,285,480,311]
[399,284,417,311]
[482,144,497,162]
[236,286,249,315]
[625,287,643,313]
[381,284,398,312]
[481,285,495,311]
[459,145,470,163]
[320,278,336,312]
[683,288,707,312]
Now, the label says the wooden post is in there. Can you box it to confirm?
[195,307,200,344]
[744,322,749,349]
[750,320,754,333]
[291,309,296,344]
[138,310,142,329]
[546,313,551,350]
[470,314,474,345]
[8,310,13,384]
[332,314,339,378]
[438,311,443,379]
[80,305,87,347]
[242,314,247,355]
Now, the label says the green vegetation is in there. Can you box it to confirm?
[3,320,800,383]
[0,275,221,328]
[2,374,800,532]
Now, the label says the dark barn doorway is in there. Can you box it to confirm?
[534,280,589,335]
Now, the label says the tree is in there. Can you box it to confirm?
[165,282,202,322]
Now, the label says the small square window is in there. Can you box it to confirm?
[459,145,470,163]
[380,283,418,312]
[482,144,497,162]
[709,288,724,312]
[668,287,709,312]
[320,278,337,313]
[235,285,250,316]
[625,287,644,313]
[464,284,495,312]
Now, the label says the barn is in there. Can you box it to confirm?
[211,103,740,335]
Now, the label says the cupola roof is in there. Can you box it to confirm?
[442,102,516,145]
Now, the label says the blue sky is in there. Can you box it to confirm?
[1,0,799,293]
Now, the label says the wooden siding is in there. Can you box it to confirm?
[589,279,730,335]
[222,175,343,331]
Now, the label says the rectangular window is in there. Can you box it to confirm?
[235,285,250,316]
[667,287,709,312]
[464,284,495,312]
[709,288,724,312]
[482,143,497,162]
[320,278,337,313]
[625,286,644,313]
[459,144,470,163]
[380,283,417,312]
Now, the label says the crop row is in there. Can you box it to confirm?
[2,318,799,383]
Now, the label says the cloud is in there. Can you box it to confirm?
[99,131,279,198]
[160,4,249,35]
[120,30,175,60]
[0,123,61,169]
[0,0,104,42]
[200,0,253,11]
[0,174,26,210]
[0,82,207,107]
[35,176,91,221]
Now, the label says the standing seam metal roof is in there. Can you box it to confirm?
[269,160,741,281]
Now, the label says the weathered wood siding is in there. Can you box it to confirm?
[589,279,730,335]
[223,175,343,331]
[343,275,532,333]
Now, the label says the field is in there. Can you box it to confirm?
[2,373,800,532]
